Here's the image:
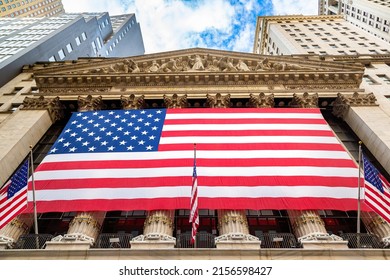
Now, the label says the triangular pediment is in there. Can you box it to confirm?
[31,48,363,75]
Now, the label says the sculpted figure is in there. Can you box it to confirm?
[148,60,160,72]
[158,59,179,72]
[218,57,237,71]
[123,59,140,73]
[236,59,250,71]
[189,55,206,71]
[255,58,272,71]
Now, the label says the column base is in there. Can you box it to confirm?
[130,234,176,249]
[299,232,348,249]
[0,242,9,250]
[0,235,14,249]
[215,233,261,249]
[44,234,93,250]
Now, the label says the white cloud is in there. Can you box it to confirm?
[271,0,318,15]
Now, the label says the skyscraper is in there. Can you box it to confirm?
[318,0,390,42]
[0,0,64,18]
[0,12,145,87]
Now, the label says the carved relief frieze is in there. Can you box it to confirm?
[21,96,64,122]
[332,92,378,118]
[39,87,110,95]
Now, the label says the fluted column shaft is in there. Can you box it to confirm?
[66,212,105,242]
[143,210,175,237]
[0,214,33,244]
[288,210,328,240]
[218,210,250,235]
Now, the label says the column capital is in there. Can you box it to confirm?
[163,93,188,108]
[291,92,319,108]
[120,94,145,110]
[206,93,231,108]
[21,96,64,122]
[77,95,105,112]
[333,92,378,118]
[248,93,275,108]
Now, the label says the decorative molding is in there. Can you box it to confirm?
[21,96,64,122]
[248,93,275,108]
[163,93,188,108]
[120,94,145,110]
[78,95,105,112]
[206,93,231,108]
[69,215,101,230]
[145,215,173,228]
[291,92,319,108]
[39,87,110,95]
[332,92,378,118]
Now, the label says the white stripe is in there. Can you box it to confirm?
[33,166,358,181]
[165,113,324,120]
[40,150,353,163]
[28,185,358,201]
[163,124,330,131]
[160,136,340,144]
[365,182,390,206]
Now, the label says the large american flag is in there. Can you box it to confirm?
[28,108,362,213]
[363,154,390,223]
[0,159,29,229]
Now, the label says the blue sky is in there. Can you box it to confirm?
[62,0,318,54]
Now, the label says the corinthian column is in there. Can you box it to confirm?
[205,93,260,249]
[0,214,33,249]
[288,210,348,249]
[361,211,390,247]
[131,94,184,249]
[46,95,106,250]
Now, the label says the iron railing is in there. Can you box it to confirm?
[256,233,301,249]
[340,233,382,248]
[12,234,54,249]
[93,233,133,248]
[176,233,216,248]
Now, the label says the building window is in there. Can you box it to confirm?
[75,36,81,46]
[81,32,87,41]
[66,43,73,53]
[91,41,97,54]
[58,49,65,60]
[377,74,390,84]
[363,75,377,85]
[48,55,56,62]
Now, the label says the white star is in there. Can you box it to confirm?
[146,145,153,150]
[94,123,100,127]
[141,110,146,114]
[120,140,127,145]
[149,135,156,140]
[131,114,137,118]
[134,126,140,131]
[106,131,113,136]
[76,137,83,141]
[70,132,77,137]
[138,140,145,145]
[94,136,101,141]
[109,111,115,115]
[137,118,144,122]
[69,147,77,152]
[111,123,117,127]
[124,131,131,135]
[101,141,108,146]
[82,116,88,120]
[152,126,158,131]
[115,115,120,119]
[76,124,83,128]
[117,127,123,131]
[100,127,107,131]
[156,110,162,114]
[50,147,58,153]
[144,122,150,126]
[127,146,134,151]
[88,120,94,124]
[154,118,160,122]
[89,146,96,152]
[71,121,78,125]
[147,114,153,118]
[131,135,138,140]
[128,122,134,127]
[98,115,104,119]
[63,142,71,147]
[141,131,148,135]
[88,132,95,136]
[76,113,82,117]
[108,146,115,151]
[93,112,98,116]
[65,129,71,133]
[113,136,119,140]
[58,137,65,142]
[104,119,110,123]
[82,141,90,146]
[121,118,127,123]
[124,111,130,115]
[82,128,89,132]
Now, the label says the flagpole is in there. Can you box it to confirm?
[29,145,39,235]
[193,143,197,248]
[357,141,362,247]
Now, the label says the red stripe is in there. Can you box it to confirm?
[166,108,321,114]
[158,143,346,151]
[29,176,359,190]
[162,130,335,137]
[25,196,363,213]
[36,157,356,171]
[165,118,328,125]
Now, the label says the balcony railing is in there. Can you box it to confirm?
[176,233,216,248]
[92,233,133,248]
[256,233,302,249]
[12,234,54,249]
[340,233,383,249]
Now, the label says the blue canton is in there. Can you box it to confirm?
[7,160,29,199]
[49,109,167,154]
[363,155,384,193]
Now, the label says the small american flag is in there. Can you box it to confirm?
[0,159,29,229]
[363,154,390,223]
[189,145,199,244]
